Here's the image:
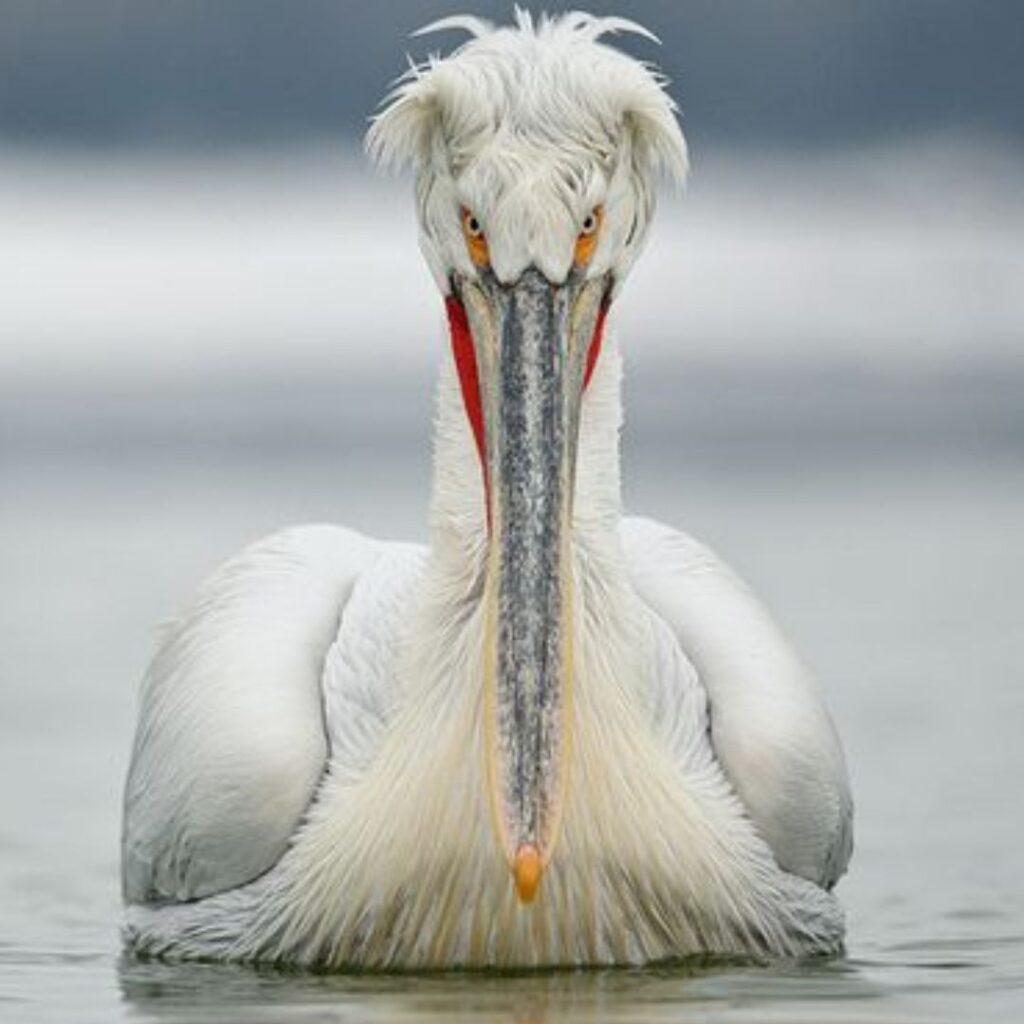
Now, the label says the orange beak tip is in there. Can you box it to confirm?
[513,843,543,904]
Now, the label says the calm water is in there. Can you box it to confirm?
[2,377,1023,1022]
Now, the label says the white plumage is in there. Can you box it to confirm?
[122,11,852,969]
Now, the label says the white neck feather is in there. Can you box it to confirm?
[426,318,627,588]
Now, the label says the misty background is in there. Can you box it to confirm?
[3,2,1022,473]
[1,4,1023,1021]
[2,2,1022,393]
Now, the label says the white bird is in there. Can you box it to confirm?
[122,11,852,970]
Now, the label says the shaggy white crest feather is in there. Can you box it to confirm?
[121,9,852,970]
[366,8,688,290]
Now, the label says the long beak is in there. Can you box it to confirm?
[456,266,608,903]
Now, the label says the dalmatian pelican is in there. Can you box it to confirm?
[122,11,852,969]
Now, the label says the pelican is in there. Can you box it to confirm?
[122,11,852,969]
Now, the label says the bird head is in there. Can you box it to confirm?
[367,10,687,905]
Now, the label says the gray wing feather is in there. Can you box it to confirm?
[623,515,853,889]
[122,524,376,904]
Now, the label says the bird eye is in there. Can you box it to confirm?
[574,205,604,265]
[461,207,490,267]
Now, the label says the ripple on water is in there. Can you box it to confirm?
[113,954,900,1024]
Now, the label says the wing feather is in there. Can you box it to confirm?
[122,524,376,903]
[622,516,853,889]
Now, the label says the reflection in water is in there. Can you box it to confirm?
[117,954,875,1023]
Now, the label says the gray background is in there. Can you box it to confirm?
[1,1,1022,147]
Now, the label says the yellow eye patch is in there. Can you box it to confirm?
[461,208,490,267]
[574,206,604,266]
[461,205,603,270]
